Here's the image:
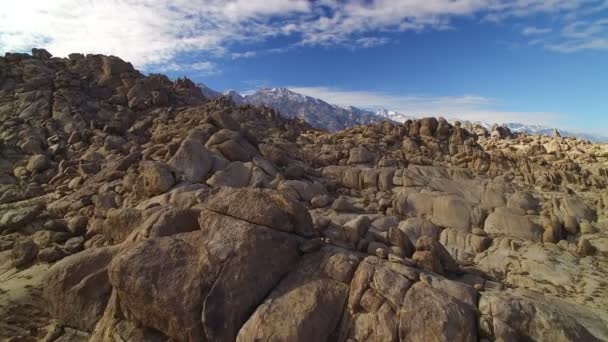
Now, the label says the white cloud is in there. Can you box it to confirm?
[354,37,390,48]
[0,0,604,72]
[0,0,309,67]
[538,18,608,52]
[231,51,257,59]
[287,86,563,126]
[522,27,552,36]
[152,61,219,75]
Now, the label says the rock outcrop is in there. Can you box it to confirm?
[1,49,607,342]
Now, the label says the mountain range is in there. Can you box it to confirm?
[199,84,607,142]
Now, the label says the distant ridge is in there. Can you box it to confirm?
[199,83,608,142]
[199,85,386,131]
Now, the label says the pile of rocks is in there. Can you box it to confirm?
[1,49,607,341]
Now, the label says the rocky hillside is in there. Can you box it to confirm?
[1,49,608,342]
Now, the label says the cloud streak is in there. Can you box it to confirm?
[522,27,552,36]
[1,0,606,72]
[287,86,564,126]
[152,61,219,76]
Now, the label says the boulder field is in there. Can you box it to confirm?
[1,49,608,341]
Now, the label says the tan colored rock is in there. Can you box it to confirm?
[341,257,410,341]
[479,290,602,342]
[431,195,472,232]
[399,282,477,342]
[578,237,595,256]
[237,249,355,342]
[140,161,174,196]
[44,246,119,332]
[343,215,371,243]
[415,236,459,274]
[168,138,213,183]
[484,207,543,242]
[388,226,414,257]
[398,218,441,244]
[12,238,39,267]
[110,213,301,342]
[542,215,562,243]
[26,154,50,172]
[347,147,374,165]
[206,161,252,188]
[203,187,315,237]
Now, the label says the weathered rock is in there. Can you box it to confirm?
[64,236,85,253]
[343,216,371,243]
[559,196,596,223]
[26,154,50,172]
[400,282,477,342]
[484,207,543,242]
[3,49,608,342]
[388,226,414,257]
[311,194,333,208]
[237,249,355,342]
[32,230,70,248]
[479,290,602,342]
[206,161,252,188]
[67,216,88,235]
[0,204,43,231]
[398,218,441,244]
[203,187,315,237]
[341,257,413,341]
[332,195,359,213]
[168,138,213,183]
[347,147,374,165]
[125,206,200,242]
[432,195,472,232]
[415,236,459,274]
[44,246,119,332]
[12,238,39,267]
[140,161,175,196]
[110,210,300,342]
[38,245,66,263]
[507,191,539,214]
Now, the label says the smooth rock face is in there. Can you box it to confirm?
[479,290,602,342]
[198,213,300,342]
[400,282,477,342]
[206,161,251,187]
[398,218,441,244]
[484,207,543,242]
[44,246,119,332]
[109,232,209,341]
[203,187,315,237]
[431,195,472,232]
[109,215,300,342]
[168,139,213,182]
[237,249,356,342]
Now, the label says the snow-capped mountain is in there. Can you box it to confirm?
[199,85,386,131]
[375,109,415,123]
[198,83,222,100]
[379,112,607,142]
[502,123,606,142]
[198,84,608,142]
[243,88,385,131]
[224,90,244,104]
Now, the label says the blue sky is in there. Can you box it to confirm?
[1,1,607,132]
